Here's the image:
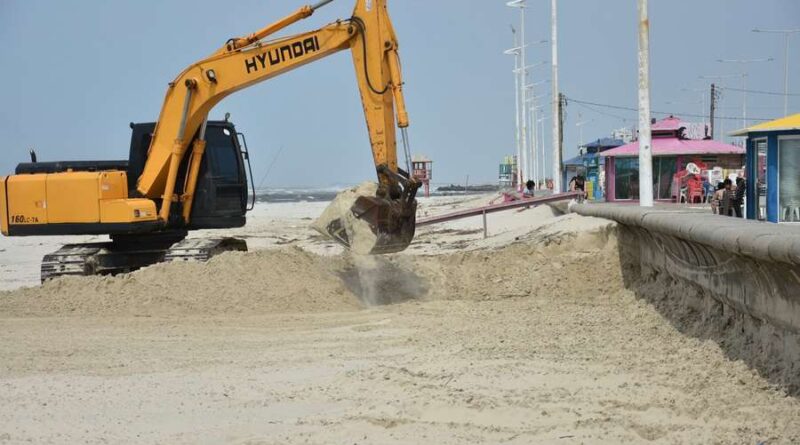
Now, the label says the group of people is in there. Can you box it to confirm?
[522,179,557,197]
[527,174,587,201]
[710,177,746,217]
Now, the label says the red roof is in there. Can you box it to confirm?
[599,137,745,157]
[651,116,683,132]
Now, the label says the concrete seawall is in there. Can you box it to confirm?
[572,203,800,394]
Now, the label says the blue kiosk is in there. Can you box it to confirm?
[562,138,624,199]
[732,114,800,223]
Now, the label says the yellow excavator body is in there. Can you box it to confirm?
[1,0,418,279]
[1,171,157,236]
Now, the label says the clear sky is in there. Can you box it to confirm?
[1,0,798,188]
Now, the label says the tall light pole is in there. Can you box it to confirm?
[526,87,548,186]
[521,36,548,184]
[575,115,593,149]
[717,58,773,128]
[504,30,523,190]
[507,1,530,186]
[637,0,653,207]
[753,28,800,116]
[550,0,561,192]
[513,60,548,181]
[538,115,550,187]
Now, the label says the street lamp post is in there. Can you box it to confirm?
[753,28,800,116]
[506,2,547,186]
[538,115,550,188]
[504,31,524,190]
[520,34,548,184]
[717,58,773,128]
[526,87,548,187]
[507,1,529,186]
[575,115,593,149]
[550,0,561,192]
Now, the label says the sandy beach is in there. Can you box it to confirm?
[1,194,799,444]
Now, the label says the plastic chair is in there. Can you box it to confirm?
[688,190,704,204]
[686,180,704,204]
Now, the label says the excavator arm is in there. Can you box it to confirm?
[136,0,418,253]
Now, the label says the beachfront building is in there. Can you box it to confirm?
[612,127,635,144]
[731,114,800,223]
[411,155,433,198]
[601,116,745,202]
[563,138,624,200]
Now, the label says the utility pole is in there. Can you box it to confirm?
[699,74,741,142]
[709,83,717,139]
[550,0,561,192]
[637,0,653,207]
[753,28,800,116]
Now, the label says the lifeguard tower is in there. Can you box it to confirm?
[412,155,433,197]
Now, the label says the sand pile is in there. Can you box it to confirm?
[338,216,620,306]
[0,247,359,317]
[0,209,619,317]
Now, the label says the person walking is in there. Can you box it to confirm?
[733,177,746,218]
[711,182,725,215]
[720,179,733,217]
[569,174,587,202]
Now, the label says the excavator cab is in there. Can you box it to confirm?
[128,121,255,230]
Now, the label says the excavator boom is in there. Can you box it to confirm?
[137,0,417,252]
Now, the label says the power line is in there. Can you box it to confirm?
[572,100,634,122]
[718,86,800,97]
[565,96,776,122]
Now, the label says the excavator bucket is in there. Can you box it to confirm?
[313,182,417,255]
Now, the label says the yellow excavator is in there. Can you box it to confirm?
[0,0,419,281]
